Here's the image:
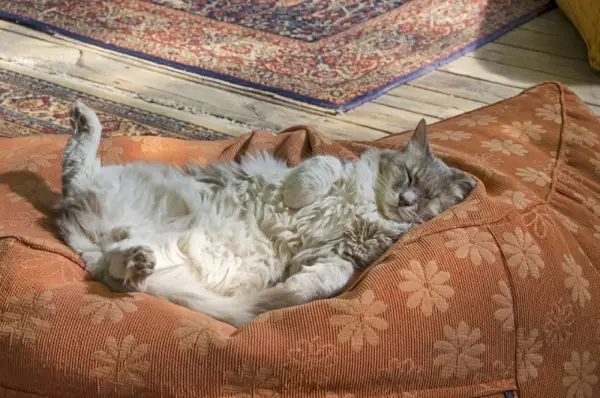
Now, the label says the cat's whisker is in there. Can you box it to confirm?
[374,179,386,193]
[407,209,425,224]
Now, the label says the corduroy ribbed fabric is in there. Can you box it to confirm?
[0,82,598,397]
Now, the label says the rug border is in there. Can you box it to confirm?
[0,3,556,112]
[0,68,230,141]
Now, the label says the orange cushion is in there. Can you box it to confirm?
[1,82,599,397]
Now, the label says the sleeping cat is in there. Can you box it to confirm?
[56,101,475,327]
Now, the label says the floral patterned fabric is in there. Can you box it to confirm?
[0,0,553,110]
[0,82,599,397]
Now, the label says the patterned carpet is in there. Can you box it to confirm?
[0,0,554,111]
[0,69,227,140]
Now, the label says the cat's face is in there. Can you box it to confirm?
[374,120,476,224]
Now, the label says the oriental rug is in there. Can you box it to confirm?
[0,69,227,140]
[0,0,554,110]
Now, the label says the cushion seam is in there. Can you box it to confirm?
[0,379,517,398]
[488,227,522,395]
[382,377,517,397]
[345,202,548,292]
[403,202,548,246]
[373,82,560,141]
[545,81,569,203]
[0,235,84,270]
[0,382,46,397]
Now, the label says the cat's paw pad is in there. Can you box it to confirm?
[453,173,477,199]
[111,227,131,242]
[70,100,101,137]
[124,245,156,285]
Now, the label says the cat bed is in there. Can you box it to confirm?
[1,82,599,398]
[557,0,600,70]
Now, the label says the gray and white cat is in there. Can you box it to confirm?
[56,101,475,327]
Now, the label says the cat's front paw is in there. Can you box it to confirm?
[123,245,156,287]
[382,220,412,236]
[283,181,321,209]
[282,156,343,209]
[454,173,477,200]
[111,227,131,242]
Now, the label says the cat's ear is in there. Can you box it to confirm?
[406,119,431,157]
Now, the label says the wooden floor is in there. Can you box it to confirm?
[0,9,599,140]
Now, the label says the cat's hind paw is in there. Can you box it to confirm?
[70,100,101,138]
[123,245,156,287]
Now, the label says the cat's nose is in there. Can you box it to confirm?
[399,191,417,207]
[398,197,411,207]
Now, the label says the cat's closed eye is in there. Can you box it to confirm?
[405,168,412,186]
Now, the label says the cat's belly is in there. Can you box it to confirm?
[253,192,380,267]
[96,163,210,233]
[182,220,282,296]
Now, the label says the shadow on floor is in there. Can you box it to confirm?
[477,5,599,90]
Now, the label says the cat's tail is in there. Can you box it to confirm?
[146,280,254,327]
[61,101,102,197]
[148,276,303,328]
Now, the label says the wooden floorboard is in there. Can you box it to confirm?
[519,14,579,35]
[439,57,600,107]
[0,8,598,139]
[494,28,588,61]
[407,70,523,104]
[375,85,487,119]
[539,8,572,22]
[466,43,600,83]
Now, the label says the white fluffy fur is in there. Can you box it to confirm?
[58,102,413,327]
[57,102,474,328]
